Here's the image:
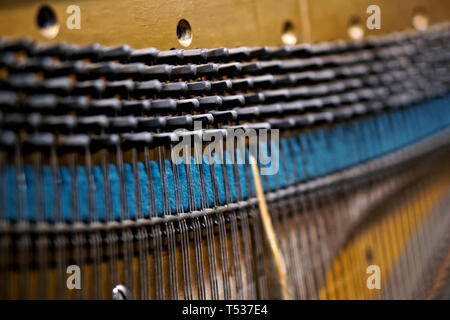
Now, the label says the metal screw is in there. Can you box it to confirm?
[112,284,130,300]
[348,17,364,40]
[412,10,429,31]
[281,21,297,46]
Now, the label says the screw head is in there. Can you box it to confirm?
[112,284,130,300]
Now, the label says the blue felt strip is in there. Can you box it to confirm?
[124,163,135,220]
[259,141,275,191]
[93,166,105,221]
[288,136,304,182]
[225,151,237,203]
[3,95,450,222]
[271,140,285,188]
[24,166,34,221]
[165,160,177,214]
[202,156,215,207]
[77,166,88,221]
[177,161,189,212]
[213,153,226,205]
[43,166,53,222]
[235,149,248,199]
[150,162,163,216]
[5,166,16,221]
[137,162,149,218]
[245,149,256,197]
[109,164,121,220]
[280,139,293,186]
[189,158,202,210]
[60,167,72,221]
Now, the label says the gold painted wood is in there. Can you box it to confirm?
[319,163,450,299]
[0,0,449,49]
